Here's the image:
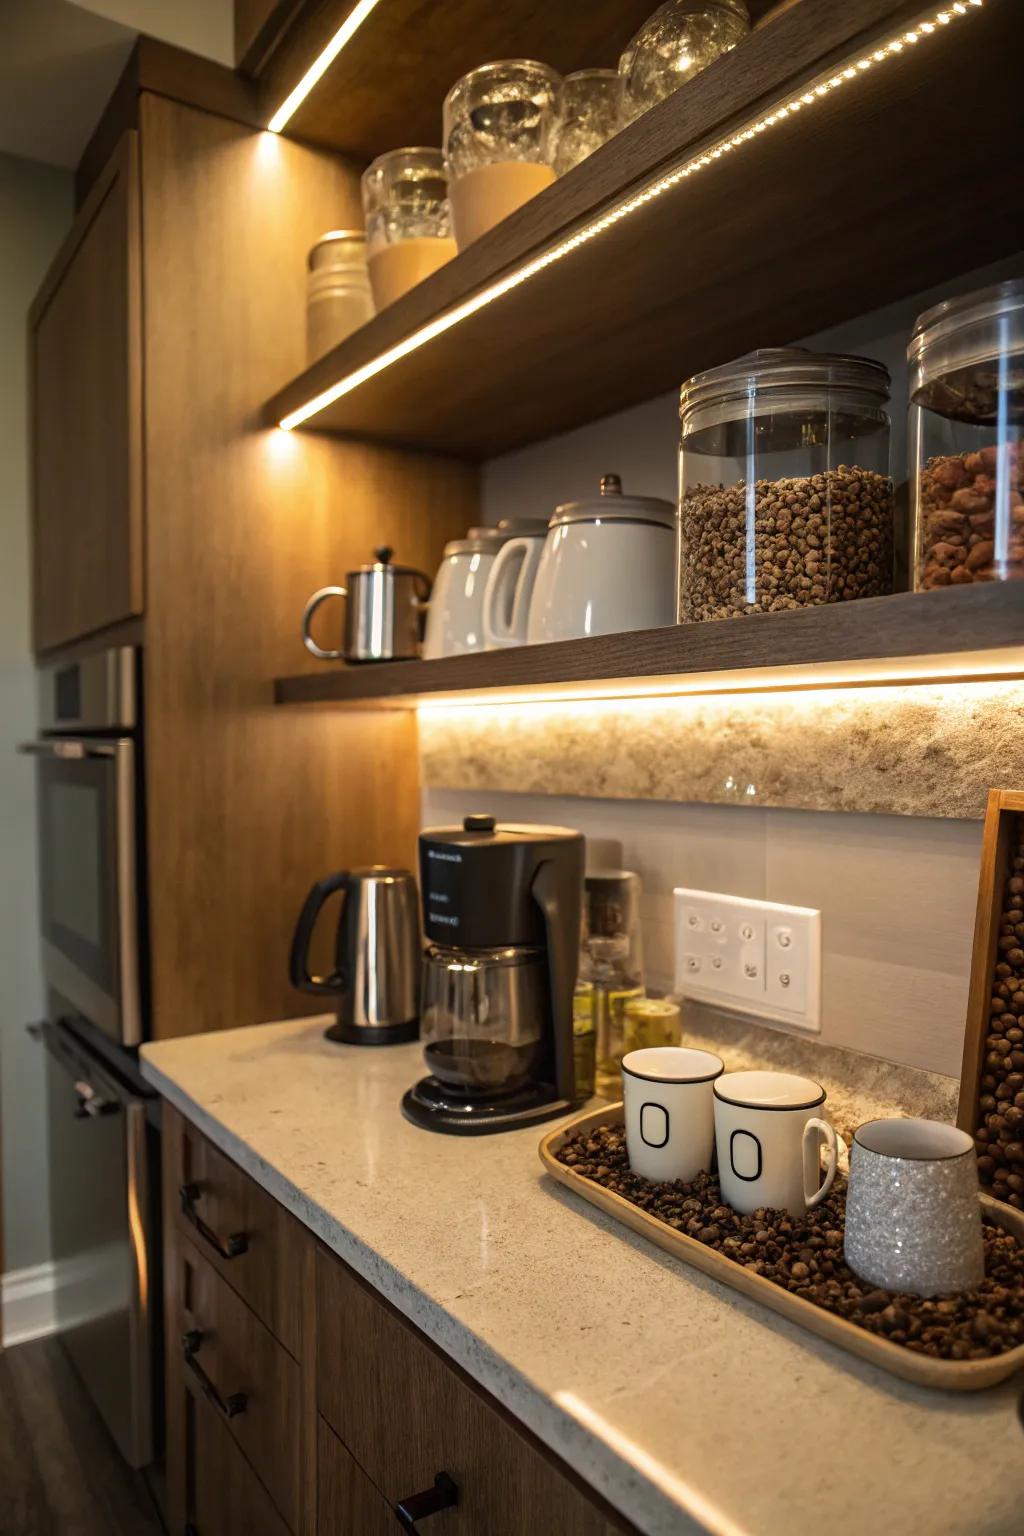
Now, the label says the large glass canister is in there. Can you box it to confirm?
[909,280,1024,591]
[360,147,457,310]
[443,60,562,249]
[677,348,894,621]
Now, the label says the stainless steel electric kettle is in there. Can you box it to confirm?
[289,867,421,1044]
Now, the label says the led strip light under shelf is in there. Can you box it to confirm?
[277,0,986,431]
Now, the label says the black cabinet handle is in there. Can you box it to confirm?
[395,1472,459,1530]
[179,1182,249,1260]
[181,1329,247,1420]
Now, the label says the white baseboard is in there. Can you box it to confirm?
[2,1243,128,1349]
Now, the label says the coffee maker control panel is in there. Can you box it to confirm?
[419,818,582,951]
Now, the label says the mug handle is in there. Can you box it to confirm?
[301,586,347,659]
[802,1117,839,1208]
[483,538,540,649]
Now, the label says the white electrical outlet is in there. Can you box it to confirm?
[674,887,821,1033]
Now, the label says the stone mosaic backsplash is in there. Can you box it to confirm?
[419,678,1024,819]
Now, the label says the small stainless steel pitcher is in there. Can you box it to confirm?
[301,546,430,662]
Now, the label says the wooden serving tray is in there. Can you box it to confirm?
[540,1104,1024,1391]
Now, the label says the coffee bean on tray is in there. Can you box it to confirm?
[554,1122,1024,1361]
[678,466,894,621]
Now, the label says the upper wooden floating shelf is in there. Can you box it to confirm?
[261,0,1021,458]
[274,586,1024,711]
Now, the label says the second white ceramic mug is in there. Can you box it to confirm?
[482,533,546,648]
[713,1070,839,1217]
[622,1046,724,1183]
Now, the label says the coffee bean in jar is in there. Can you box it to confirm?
[678,349,895,622]
[680,466,894,619]
[910,280,1024,592]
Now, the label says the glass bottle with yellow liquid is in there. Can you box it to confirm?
[589,936,644,1100]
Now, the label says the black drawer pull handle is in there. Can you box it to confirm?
[181,1329,248,1420]
[180,1182,249,1260]
[395,1472,459,1530]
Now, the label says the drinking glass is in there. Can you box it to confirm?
[552,69,623,175]
[360,147,457,309]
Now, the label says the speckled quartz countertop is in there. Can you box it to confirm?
[141,1018,1024,1536]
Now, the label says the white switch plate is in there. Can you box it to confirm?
[674,887,821,1033]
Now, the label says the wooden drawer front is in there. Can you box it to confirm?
[180,1238,302,1531]
[318,1417,394,1535]
[190,1389,291,1536]
[167,1105,306,1354]
[316,1250,623,1536]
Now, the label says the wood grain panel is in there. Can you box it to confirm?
[31,131,143,652]
[257,0,785,161]
[264,0,1022,455]
[138,95,477,1039]
[317,1418,395,1535]
[274,584,1024,709]
[317,1247,632,1535]
[166,1105,311,1357]
[190,1393,292,1536]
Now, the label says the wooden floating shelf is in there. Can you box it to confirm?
[263,0,1021,458]
[274,585,1024,710]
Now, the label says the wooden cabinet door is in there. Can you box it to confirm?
[30,130,143,652]
[189,1390,292,1536]
[317,1249,628,1536]
[317,1418,394,1536]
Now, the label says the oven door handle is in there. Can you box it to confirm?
[17,739,118,758]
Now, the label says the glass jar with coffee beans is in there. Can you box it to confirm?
[677,349,894,621]
[909,280,1024,592]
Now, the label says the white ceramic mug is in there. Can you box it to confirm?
[422,534,501,659]
[844,1118,984,1297]
[482,533,547,648]
[622,1047,724,1184]
[713,1070,839,1217]
[526,480,676,644]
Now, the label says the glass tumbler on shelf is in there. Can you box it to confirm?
[677,348,895,622]
[551,69,623,175]
[443,60,562,249]
[909,279,1024,592]
[305,231,375,364]
[360,147,457,311]
[619,0,750,123]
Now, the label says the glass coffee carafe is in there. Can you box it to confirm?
[420,943,549,1096]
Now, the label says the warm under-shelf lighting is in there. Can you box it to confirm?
[277,0,986,430]
[267,0,384,134]
[413,645,1024,715]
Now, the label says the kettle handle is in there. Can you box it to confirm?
[301,586,348,660]
[289,872,350,994]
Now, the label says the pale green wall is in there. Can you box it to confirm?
[0,150,73,1275]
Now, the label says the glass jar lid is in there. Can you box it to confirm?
[307,230,367,270]
[908,279,1024,425]
[551,474,674,530]
[679,347,891,428]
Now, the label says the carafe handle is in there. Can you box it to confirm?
[301,585,347,660]
[289,871,350,994]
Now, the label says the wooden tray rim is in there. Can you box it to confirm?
[539,1103,1024,1392]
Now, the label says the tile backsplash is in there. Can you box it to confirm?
[420,787,981,1080]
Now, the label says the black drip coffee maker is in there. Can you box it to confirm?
[401,815,584,1134]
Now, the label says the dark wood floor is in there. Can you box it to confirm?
[0,1337,165,1536]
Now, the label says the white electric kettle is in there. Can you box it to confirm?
[524,476,676,644]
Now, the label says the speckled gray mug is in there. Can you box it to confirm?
[844,1118,984,1298]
